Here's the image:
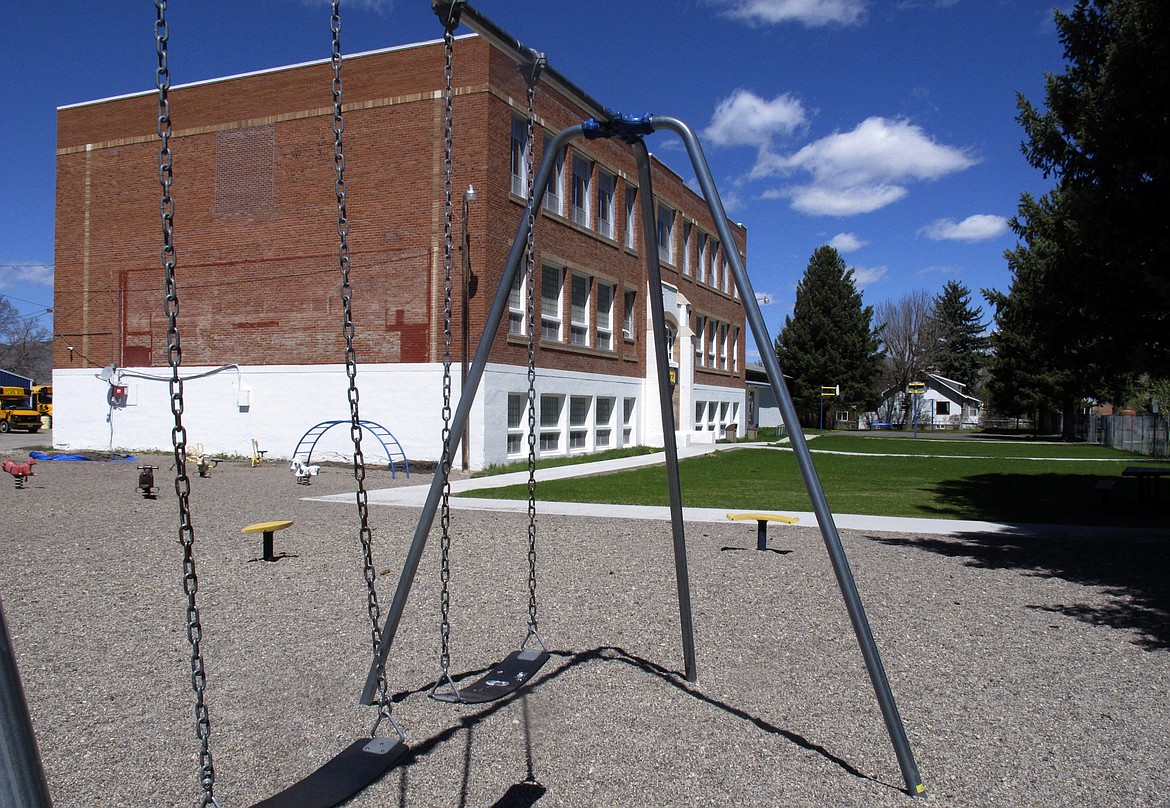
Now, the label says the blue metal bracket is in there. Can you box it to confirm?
[583,113,656,143]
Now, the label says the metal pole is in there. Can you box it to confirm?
[650,115,925,798]
[460,185,475,472]
[361,125,585,705]
[632,139,698,683]
[0,599,54,808]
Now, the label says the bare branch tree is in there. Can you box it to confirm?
[876,290,939,423]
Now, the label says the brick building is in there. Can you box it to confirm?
[52,34,747,469]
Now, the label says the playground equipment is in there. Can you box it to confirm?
[147,4,406,805]
[187,443,219,478]
[290,459,320,485]
[355,2,924,799]
[0,3,928,805]
[2,457,36,489]
[241,520,294,562]
[726,511,800,552]
[290,421,409,479]
[136,465,159,499]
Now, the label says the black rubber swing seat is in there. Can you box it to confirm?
[249,736,408,808]
[433,648,550,704]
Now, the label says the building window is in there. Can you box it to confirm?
[542,135,564,215]
[510,115,528,197]
[708,239,719,286]
[541,264,563,341]
[722,255,731,293]
[694,315,706,366]
[570,272,591,346]
[719,323,728,369]
[571,153,592,228]
[696,232,707,284]
[596,396,615,448]
[665,323,677,362]
[598,169,615,239]
[623,290,637,340]
[597,282,614,350]
[569,395,591,452]
[623,397,636,445]
[624,187,638,249]
[720,401,730,428]
[507,392,527,456]
[732,326,740,372]
[508,270,526,336]
[682,221,692,275]
[707,319,717,367]
[539,394,563,454]
[695,401,705,431]
[936,400,951,416]
[657,202,675,264]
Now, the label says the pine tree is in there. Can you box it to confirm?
[931,281,987,391]
[775,246,884,426]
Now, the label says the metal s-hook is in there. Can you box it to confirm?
[432,0,466,32]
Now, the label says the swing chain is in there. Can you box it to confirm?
[155,3,218,804]
[331,0,396,728]
[436,22,457,681]
[521,76,540,641]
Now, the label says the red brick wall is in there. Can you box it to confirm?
[54,36,746,389]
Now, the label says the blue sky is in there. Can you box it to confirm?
[1,1,1066,361]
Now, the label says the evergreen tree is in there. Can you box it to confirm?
[931,281,987,390]
[775,246,884,426]
[992,0,1170,427]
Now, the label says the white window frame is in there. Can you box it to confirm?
[510,115,528,197]
[570,272,591,347]
[696,232,707,284]
[539,393,564,455]
[657,202,675,264]
[624,187,638,249]
[597,281,615,351]
[508,269,526,336]
[707,319,717,367]
[622,397,636,446]
[541,264,563,342]
[571,152,592,228]
[569,395,591,453]
[694,401,705,431]
[507,392,527,457]
[694,315,706,366]
[682,221,692,275]
[597,169,615,239]
[719,323,728,369]
[623,289,637,340]
[595,396,615,449]
[708,239,719,286]
[542,136,564,215]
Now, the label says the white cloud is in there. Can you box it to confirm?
[703,89,808,151]
[0,262,54,289]
[754,117,977,216]
[828,232,867,252]
[789,182,908,216]
[851,264,888,289]
[919,214,1010,242]
[713,0,869,27]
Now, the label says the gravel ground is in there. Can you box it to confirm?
[1,453,1168,807]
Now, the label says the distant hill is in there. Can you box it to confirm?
[0,340,52,385]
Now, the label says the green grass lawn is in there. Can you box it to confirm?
[463,435,1167,528]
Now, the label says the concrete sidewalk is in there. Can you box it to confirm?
[310,440,1165,539]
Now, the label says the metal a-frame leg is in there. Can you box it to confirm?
[632,139,698,683]
[647,115,925,797]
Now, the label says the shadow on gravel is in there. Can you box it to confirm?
[870,530,1170,650]
[391,645,908,802]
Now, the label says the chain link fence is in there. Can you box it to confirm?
[1079,413,1170,458]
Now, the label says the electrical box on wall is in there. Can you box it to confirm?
[237,388,251,410]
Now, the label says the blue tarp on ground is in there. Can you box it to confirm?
[29,451,137,462]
